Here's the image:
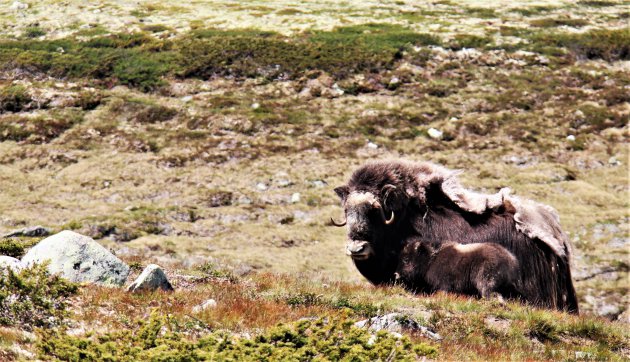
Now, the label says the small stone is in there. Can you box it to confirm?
[192,299,217,313]
[127,264,173,293]
[310,180,327,188]
[566,135,576,141]
[427,128,443,140]
[0,256,23,272]
[256,182,268,191]
[3,225,51,238]
[608,157,621,166]
[354,313,442,341]
[291,193,301,203]
[181,95,193,103]
[10,1,28,10]
[276,179,293,187]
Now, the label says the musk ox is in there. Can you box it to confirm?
[332,160,578,313]
[396,239,521,299]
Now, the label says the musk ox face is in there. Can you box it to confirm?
[332,185,400,260]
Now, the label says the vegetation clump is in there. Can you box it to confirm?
[0,263,78,330]
[0,109,84,143]
[38,311,437,361]
[530,28,630,61]
[0,85,32,113]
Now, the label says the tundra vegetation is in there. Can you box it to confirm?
[0,0,628,360]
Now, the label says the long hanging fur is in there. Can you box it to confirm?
[342,160,579,313]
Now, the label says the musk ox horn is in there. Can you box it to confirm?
[374,201,395,225]
[383,210,395,225]
[331,217,347,227]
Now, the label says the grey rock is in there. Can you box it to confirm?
[597,304,621,319]
[192,299,217,313]
[21,230,130,286]
[3,225,51,238]
[127,264,173,293]
[354,312,442,341]
[0,256,23,271]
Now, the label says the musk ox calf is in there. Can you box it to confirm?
[396,239,521,299]
[332,160,578,313]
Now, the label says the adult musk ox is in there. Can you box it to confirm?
[332,160,578,313]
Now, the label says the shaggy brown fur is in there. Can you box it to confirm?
[397,240,521,299]
[333,160,579,313]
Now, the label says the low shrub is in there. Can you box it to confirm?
[0,263,79,330]
[38,311,438,360]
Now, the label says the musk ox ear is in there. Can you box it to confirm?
[334,185,350,200]
[381,184,407,210]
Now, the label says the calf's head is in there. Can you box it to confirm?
[332,184,405,260]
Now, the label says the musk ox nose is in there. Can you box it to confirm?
[346,240,372,260]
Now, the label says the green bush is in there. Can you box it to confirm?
[38,311,438,361]
[0,263,79,330]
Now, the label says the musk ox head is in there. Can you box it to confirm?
[332,183,408,260]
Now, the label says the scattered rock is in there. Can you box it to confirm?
[608,157,621,166]
[10,1,28,10]
[127,264,173,293]
[21,230,130,286]
[484,316,511,333]
[354,313,442,341]
[291,193,301,203]
[427,128,443,140]
[616,308,630,324]
[309,179,327,188]
[597,304,621,320]
[0,256,23,271]
[3,225,51,238]
[192,299,217,313]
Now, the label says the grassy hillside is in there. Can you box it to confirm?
[0,0,628,360]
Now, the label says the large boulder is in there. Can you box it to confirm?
[21,230,129,286]
[127,264,173,293]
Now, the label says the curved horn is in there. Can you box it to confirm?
[375,202,395,225]
[330,217,346,227]
[384,210,395,225]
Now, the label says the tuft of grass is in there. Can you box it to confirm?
[578,0,619,6]
[0,263,79,330]
[448,34,492,50]
[0,109,84,144]
[530,28,630,61]
[530,18,589,28]
[0,85,32,113]
[23,27,46,39]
